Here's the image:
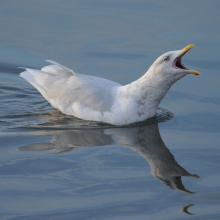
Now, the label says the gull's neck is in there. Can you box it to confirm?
[118,68,173,123]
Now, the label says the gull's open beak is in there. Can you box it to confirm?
[180,44,195,56]
[174,44,201,76]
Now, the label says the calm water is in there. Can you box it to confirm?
[1,1,220,219]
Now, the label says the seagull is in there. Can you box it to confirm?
[20,44,200,125]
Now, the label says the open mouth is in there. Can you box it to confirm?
[173,56,189,70]
[172,44,200,75]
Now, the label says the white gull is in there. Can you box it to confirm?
[20,44,200,125]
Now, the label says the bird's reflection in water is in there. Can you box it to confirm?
[20,123,199,195]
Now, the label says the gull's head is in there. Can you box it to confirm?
[150,44,200,83]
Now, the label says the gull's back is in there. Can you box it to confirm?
[20,61,121,121]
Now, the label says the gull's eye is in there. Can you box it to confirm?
[164,57,169,62]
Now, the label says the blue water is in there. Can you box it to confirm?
[1,1,220,219]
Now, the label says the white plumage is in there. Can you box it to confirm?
[20,45,199,125]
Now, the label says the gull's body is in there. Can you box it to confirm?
[20,45,199,125]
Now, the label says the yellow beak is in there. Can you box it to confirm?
[186,69,200,75]
[180,44,195,56]
[180,44,200,76]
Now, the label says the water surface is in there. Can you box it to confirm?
[1,1,220,219]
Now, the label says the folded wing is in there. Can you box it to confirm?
[20,61,121,119]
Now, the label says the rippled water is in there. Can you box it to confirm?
[1,1,220,220]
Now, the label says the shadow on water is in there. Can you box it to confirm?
[20,123,199,197]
